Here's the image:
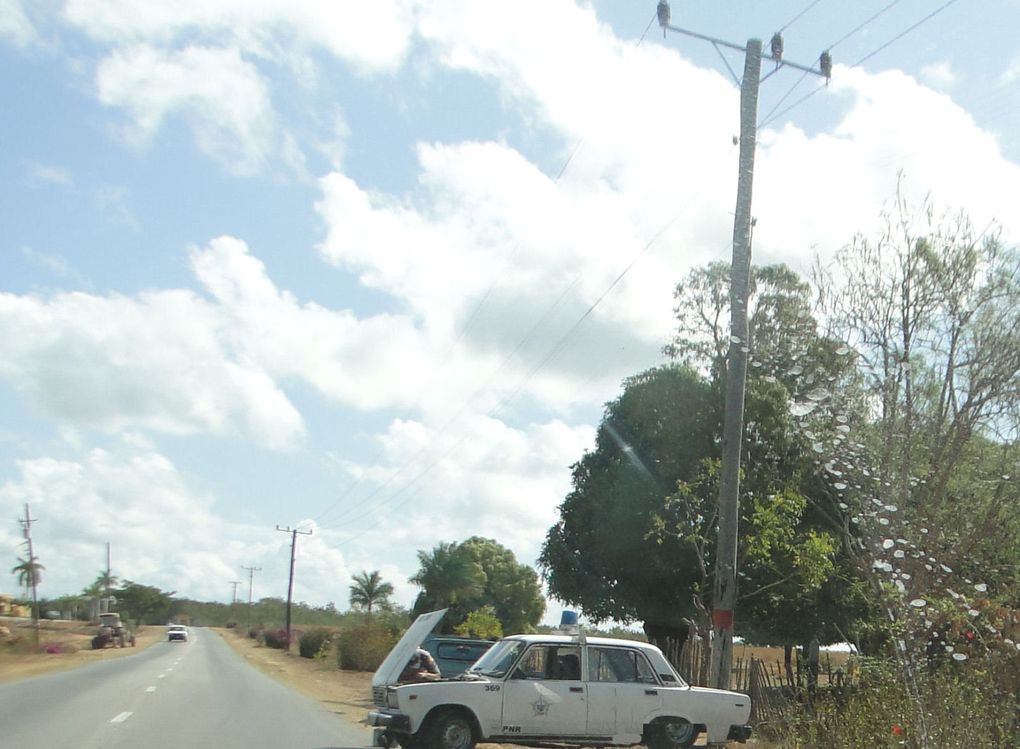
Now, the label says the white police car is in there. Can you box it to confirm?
[369,610,751,749]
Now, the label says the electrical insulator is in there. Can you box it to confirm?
[657,0,670,36]
[820,50,832,82]
[770,32,783,63]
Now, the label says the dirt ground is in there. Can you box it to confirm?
[0,617,166,683]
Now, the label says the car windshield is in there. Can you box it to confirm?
[465,640,524,678]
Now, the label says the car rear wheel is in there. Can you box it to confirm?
[424,710,476,749]
[647,718,698,749]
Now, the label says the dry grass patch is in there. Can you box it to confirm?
[0,617,163,683]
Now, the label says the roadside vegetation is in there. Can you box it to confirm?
[541,190,1020,747]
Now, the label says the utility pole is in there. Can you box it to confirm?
[229,580,241,604]
[18,504,40,646]
[657,1,829,690]
[276,525,312,652]
[241,564,261,634]
[106,541,112,594]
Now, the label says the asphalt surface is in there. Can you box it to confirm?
[0,628,373,749]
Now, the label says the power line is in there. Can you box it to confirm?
[826,0,907,52]
[778,0,826,34]
[853,0,960,68]
[324,207,694,545]
[760,0,904,126]
[760,0,960,130]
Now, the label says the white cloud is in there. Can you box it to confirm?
[96,44,282,175]
[63,0,415,73]
[0,440,356,605]
[920,60,957,89]
[0,284,305,449]
[0,0,37,48]
[19,247,71,278]
[1001,55,1020,85]
[4,0,1020,622]
[25,161,74,188]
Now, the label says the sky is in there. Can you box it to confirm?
[2,0,1019,624]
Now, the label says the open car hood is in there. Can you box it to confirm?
[372,608,447,688]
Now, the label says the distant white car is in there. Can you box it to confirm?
[369,610,751,749]
[167,624,189,642]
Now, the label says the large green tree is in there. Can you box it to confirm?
[410,538,544,633]
[542,263,870,649]
[541,366,718,636]
[115,581,177,627]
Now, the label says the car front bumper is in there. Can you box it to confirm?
[727,724,752,742]
[368,711,411,733]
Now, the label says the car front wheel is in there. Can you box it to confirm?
[424,710,476,749]
[646,718,698,749]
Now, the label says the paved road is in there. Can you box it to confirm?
[0,628,372,749]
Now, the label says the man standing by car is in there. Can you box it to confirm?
[399,647,441,682]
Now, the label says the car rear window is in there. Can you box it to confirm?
[435,642,490,661]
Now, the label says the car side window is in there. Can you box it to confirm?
[511,645,551,679]
[588,646,658,684]
[510,645,581,680]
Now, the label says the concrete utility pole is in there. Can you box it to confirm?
[229,580,241,605]
[657,1,829,690]
[276,525,312,651]
[710,37,761,692]
[19,504,40,646]
[241,564,261,634]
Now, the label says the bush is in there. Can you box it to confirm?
[263,627,291,650]
[763,657,1020,748]
[337,617,399,671]
[299,628,336,659]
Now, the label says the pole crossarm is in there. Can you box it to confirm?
[661,24,827,79]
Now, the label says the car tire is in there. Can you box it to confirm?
[646,718,698,749]
[424,709,476,749]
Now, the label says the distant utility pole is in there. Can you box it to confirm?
[657,0,830,690]
[18,504,40,646]
[229,580,241,604]
[241,565,261,634]
[276,525,312,652]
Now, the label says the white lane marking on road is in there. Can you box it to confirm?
[146,686,157,692]
[157,673,166,678]
[111,712,133,723]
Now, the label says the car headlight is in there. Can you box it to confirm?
[386,689,400,709]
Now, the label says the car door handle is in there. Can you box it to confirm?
[645,690,658,695]
[570,687,584,693]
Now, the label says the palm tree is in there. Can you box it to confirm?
[349,570,394,615]
[11,555,44,597]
